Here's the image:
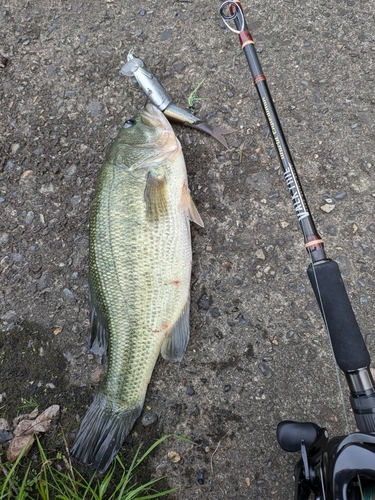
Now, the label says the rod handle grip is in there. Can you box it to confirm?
[307,259,370,372]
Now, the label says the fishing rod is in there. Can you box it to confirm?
[220,2,375,498]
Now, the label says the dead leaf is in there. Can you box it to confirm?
[7,435,35,462]
[167,451,181,463]
[7,405,60,462]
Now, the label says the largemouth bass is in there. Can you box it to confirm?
[70,104,203,473]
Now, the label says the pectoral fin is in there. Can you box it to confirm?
[144,170,168,221]
[181,183,204,227]
[161,300,190,362]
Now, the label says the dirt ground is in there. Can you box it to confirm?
[1,0,375,498]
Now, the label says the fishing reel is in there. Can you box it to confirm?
[277,420,375,499]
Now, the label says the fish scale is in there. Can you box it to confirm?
[70,104,203,473]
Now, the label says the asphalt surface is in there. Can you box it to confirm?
[1,1,375,498]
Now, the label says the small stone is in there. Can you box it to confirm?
[39,184,54,194]
[198,294,211,310]
[167,451,181,463]
[258,362,272,378]
[0,233,9,246]
[11,143,20,154]
[71,195,81,207]
[210,307,220,318]
[173,61,185,73]
[255,249,266,260]
[320,204,335,213]
[186,386,195,396]
[161,28,172,41]
[11,253,22,262]
[65,164,77,177]
[19,170,34,184]
[38,275,50,291]
[334,191,347,200]
[25,211,35,225]
[141,410,158,427]
[223,384,231,392]
[62,288,75,301]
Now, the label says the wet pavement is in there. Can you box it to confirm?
[1,1,375,498]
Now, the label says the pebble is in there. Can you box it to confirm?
[0,233,9,246]
[11,253,22,262]
[334,191,347,200]
[198,293,211,310]
[173,61,185,73]
[186,386,195,396]
[62,288,75,301]
[255,249,266,260]
[65,164,77,177]
[141,410,158,427]
[161,28,172,41]
[210,307,220,318]
[71,195,81,207]
[25,211,35,225]
[320,204,335,213]
[38,274,50,291]
[223,384,231,392]
[39,183,54,194]
[258,362,273,378]
[11,143,20,154]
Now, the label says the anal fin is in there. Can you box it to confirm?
[161,300,190,362]
[181,183,204,227]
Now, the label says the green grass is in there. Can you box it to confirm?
[186,79,207,109]
[0,434,189,500]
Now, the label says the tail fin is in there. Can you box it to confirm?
[70,393,142,474]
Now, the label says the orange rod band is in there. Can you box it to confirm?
[239,30,253,47]
[254,74,266,84]
[242,39,254,48]
[305,239,324,248]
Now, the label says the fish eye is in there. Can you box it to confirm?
[123,119,136,129]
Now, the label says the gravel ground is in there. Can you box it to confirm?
[1,1,375,498]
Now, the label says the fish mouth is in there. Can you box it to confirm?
[140,103,180,155]
[141,103,173,130]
